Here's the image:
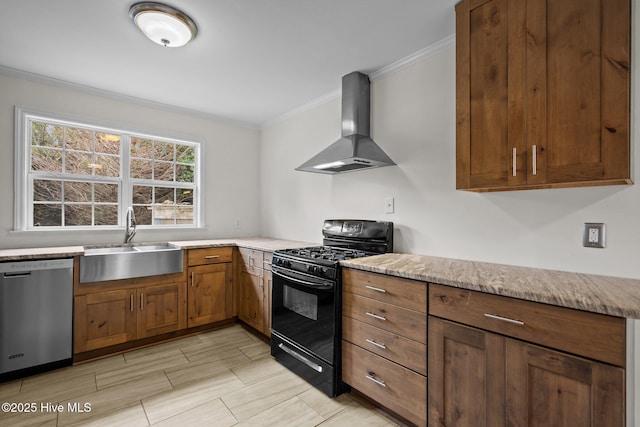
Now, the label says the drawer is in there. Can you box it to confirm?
[429,284,626,367]
[342,316,426,375]
[343,292,426,344]
[342,341,426,426]
[343,269,426,313]
[238,248,264,273]
[187,247,233,266]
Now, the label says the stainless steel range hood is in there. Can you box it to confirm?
[296,72,395,174]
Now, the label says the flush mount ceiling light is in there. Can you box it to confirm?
[129,2,197,47]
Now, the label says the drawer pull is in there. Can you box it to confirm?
[365,285,387,293]
[484,313,524,326]
[365,339,386,349]
[366,312,387,321]
[204,255,220,259]
[366,374,386,387]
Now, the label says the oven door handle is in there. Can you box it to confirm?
[272,267,334,290]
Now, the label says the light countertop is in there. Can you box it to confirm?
[341,253,640,319]
[4,240,640,319]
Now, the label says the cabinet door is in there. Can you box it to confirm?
[137,282,186,338]
[428,317,506,427]
[238,269,264,332]
[456,0,526,190]
[74,289,136,353]
[506,339,624,427]
[526,0,630,186]
[262,269,272,337]
[187,263,232,327]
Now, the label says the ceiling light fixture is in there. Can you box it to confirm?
[129,2,198,47]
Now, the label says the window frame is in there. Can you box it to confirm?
[14,107,204,231]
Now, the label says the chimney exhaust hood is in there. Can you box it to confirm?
[296,72,395,174]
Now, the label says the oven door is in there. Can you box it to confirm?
[271,266,337,364]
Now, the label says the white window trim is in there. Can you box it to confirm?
[13,106,206,231]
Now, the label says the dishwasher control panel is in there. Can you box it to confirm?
[0,258,73,273]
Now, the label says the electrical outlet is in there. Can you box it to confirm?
[234,218,241,229]
[583,223,605,248]
[384,197,394,214]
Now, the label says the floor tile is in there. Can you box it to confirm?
[221,369,311,421]
[57,371,171,426]
[165,348,251,387]
[143,369,245,425]
[151,398,237,427]
[96,351,188,389]
[122,335,201,363]
[236,396,324,426]
[0,324,397,427]
[230,354,285,386]
[63,403,149,427]
[297,387,354,419]
[238,341,271,360]
[0,379,22,399]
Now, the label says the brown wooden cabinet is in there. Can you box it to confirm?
[74,281,186,353]
[186,247,233,327]
[137,282,186,338]
[428,284,625,426]
[236,248,272,336]
[342,268,427,426]
[74,289,136,353]
[456,0,631,191]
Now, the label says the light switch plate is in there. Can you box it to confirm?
[583,223,605,248]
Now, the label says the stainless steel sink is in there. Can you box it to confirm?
[80,243,183,283]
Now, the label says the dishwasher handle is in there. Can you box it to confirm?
[3,272,32,279]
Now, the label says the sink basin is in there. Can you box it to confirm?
[80,243,183,283]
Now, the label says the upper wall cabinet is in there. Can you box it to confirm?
[456,0,631,192]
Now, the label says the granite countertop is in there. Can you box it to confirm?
[170,237,317,251]
[0,238,315,262]
[341,253,640,319]
[0,246,85,262]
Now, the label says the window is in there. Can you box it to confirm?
[15,109,201,230]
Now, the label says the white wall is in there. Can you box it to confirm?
[0,72,261,249]
[260,40,640,280]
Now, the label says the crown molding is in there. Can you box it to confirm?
[0,64,259,130]
[264,34,455,128]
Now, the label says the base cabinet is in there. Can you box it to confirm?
[342,268,427,426]
[187,262,232,327]
[74,282,186,353]
[428,284,625,427]
[236,248,272,336]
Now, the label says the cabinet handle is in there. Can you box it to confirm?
[532,145,537,175]
[130,294,134,312]
[366,312,386,321]
[204,255,219,259]
[484,312,524,326]
[365,285,386,293]
[140,293,144,311]
[366,339,387,349]
[249,256,254,268]
[263,260,272,266]
[366,374,386,387]
[191,271,195,287]
[512,147,517,176]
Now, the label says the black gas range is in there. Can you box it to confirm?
[270,219,393,397]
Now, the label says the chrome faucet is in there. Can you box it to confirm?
[124,207,136,243]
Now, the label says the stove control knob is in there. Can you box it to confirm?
[307,265,317,274]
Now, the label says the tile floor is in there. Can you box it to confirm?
[0,325,404,426]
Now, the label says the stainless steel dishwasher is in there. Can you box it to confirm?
[0,258,73,379]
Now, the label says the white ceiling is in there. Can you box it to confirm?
[0,0,457,127]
